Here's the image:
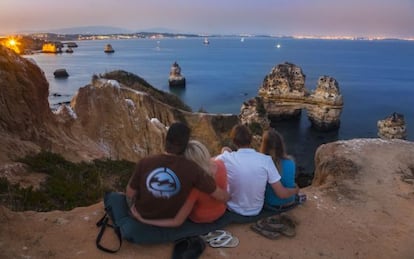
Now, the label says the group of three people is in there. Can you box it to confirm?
[126,122,300,228]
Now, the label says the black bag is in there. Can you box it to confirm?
[95,205,122,253]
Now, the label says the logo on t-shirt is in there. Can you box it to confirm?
[146,167,181,198]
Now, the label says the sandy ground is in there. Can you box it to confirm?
[1,139,414,258]
[1,189,412,259]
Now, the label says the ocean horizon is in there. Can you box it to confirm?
[25,37,414,176]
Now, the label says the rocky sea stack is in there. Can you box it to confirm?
[241,62,344,131]
[168,61,186,87]
[377,112,407,139]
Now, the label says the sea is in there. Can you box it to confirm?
[25,37,414,179]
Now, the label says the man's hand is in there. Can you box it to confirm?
[210,187,230,202]
[126,196,135,209]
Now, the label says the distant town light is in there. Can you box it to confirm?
[8,39,16,46]
[1,37,21,54]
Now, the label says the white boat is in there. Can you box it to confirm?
[241,37,245,42]
[276,44,281,49]
[203,37,209,45]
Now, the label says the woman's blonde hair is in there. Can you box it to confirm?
[184,140,212,176]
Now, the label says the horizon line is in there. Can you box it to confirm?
[1,31,414,41]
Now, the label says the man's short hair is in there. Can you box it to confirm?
[165,122,191,155]
[230,124,252,147]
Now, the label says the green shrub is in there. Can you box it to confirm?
[0,151,135,211]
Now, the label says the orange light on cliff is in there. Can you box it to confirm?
[3,37,21,54]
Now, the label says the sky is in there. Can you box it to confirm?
[1,0,414,38]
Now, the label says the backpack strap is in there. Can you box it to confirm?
[95,207,122,253]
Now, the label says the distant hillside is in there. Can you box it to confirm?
[49,26,133,35]
[142,27,182,34]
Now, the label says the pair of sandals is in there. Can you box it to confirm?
[201,230,239,248]
[251,213,297,240]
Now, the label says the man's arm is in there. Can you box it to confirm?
[209,186,230,202]
[125,184,137,208]
[270,181,299,199]
[130,189,198,227]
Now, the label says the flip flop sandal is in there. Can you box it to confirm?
[264,214,296,237]
[278,214,296,237]
[209,233,239,248]
[280,213,298,226]
[250,224,281,240]
[201,230,229,243]
[257,218,285,232]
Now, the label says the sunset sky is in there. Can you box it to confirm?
[1,0,413,38]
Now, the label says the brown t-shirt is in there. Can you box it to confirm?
[129,154,216,219]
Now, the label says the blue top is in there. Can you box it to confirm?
[264,159,296,206]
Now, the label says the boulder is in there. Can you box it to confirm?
[377,112,407,139]
[53,69,69,78]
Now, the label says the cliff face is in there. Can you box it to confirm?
[0,46,53,139]
[0,46,55,161]
[0,46,106,162]
[0,46,238,164]
[60,77,237,161]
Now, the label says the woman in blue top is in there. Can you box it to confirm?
[260,129,305,211]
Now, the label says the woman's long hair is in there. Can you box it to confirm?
[260,128,292,174]
[184,140,213,176]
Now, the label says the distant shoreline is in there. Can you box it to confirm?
[2,32,413,42]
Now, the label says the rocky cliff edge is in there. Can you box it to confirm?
[1,138,413,258]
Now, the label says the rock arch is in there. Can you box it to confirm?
[241,62,344,131]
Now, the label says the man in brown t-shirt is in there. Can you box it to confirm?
[126,122,229,221]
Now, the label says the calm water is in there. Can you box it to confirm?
[26,37,414,176]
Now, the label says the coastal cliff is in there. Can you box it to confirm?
[0,45,104,163]
[1,46,413,258]
[0,46,237,164]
